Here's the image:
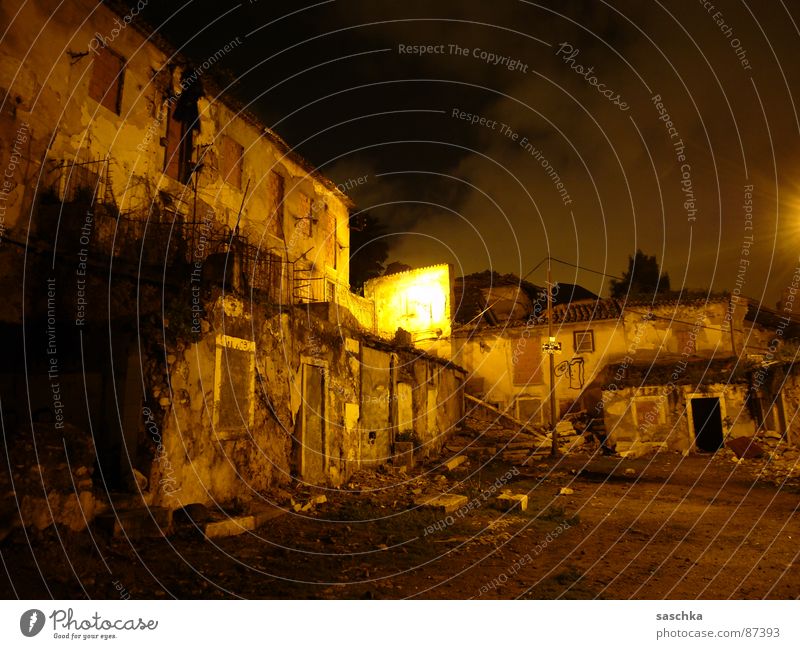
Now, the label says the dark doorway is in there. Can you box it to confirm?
[691,397,723,452]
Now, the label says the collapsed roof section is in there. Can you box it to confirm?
[454,275,800,338]
[453,270,599,326]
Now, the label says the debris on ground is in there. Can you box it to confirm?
[415,493,469,514]
[726,436,764,459]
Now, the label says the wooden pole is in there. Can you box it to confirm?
[548,261,559,456]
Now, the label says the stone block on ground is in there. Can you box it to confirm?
[205,514,256,539]
[415,493,468,514]
[443,455,467,471]
[301,495,327,512]
[293,494,328,513]
[249,503,286,527]
[493,492,528,511]
[620,440,660,459]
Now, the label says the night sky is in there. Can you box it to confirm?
[130,0,800,303]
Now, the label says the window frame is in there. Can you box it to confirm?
[163,103,194,184]
[88,46,125,115]
[573,329,595,353]
[219,134,244,189]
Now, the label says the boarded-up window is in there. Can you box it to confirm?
[675,327,696,355]
[516,397,543,424]
[214,337,255,434]
[268,171,285,239]
[295,193,312,237]
[219,135,243,188]
[218,349,250,429]
[89,47,124,114]
[512,338,543,385]
[268,251,283,301]
[163,104,193,183]
[635,399,661,429]
[322,208,336,268]
[573,329,594,353]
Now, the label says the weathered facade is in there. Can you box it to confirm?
[0,0,465,534]
[423,288,799,454]
[148,293,464,509]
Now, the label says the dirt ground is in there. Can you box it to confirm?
[1,451,799,599]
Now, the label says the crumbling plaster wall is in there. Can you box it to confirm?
[602,383,756,452]
[0,0,350,291]
[151,296,355,508]
[780,369,800,446]
[449,319,627,417]
[445,300,765,426]
[151,292,465,507]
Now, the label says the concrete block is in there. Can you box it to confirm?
[415,493,468,514]
[205,515,255,539]
[443,455,467,471]
[96,506,172,539]
[250,505,286,527]
[295,494,328,513]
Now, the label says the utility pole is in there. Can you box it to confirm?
[547,261,559,456]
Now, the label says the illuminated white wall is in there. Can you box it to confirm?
[364,264,453,342]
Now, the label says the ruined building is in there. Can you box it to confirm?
[374,267,800,458]
[0,0,464,536]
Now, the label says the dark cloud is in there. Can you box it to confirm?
[131,0,800,302]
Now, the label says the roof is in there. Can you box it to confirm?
[591,356,754,389]
[356,331,467,373]
[549,298,623,324]
[744,300,800,335]
[452,289,800,333]
[453,271,599,325]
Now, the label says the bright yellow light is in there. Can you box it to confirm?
[364,264,452,341]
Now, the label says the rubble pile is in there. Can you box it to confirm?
[0,423,97,540]
[446,413,589,466]
[344,466,431,508]
[748,430,800,482]
[716,430,800,484]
